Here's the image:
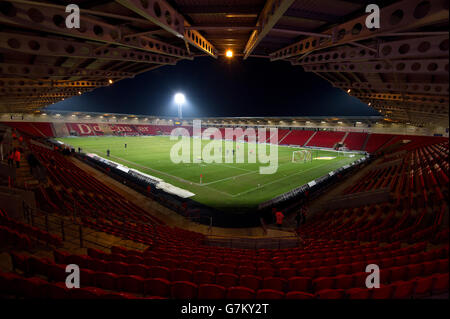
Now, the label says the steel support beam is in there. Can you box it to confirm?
[270,0,448,61]
[184,28,218,58]
[0,63,134,79]
[334,81,449,95]
[115,0,185,37]
[297,35,449,65]
[0,78,110,88]
[244,0,295,59]
[0,1,189,58]
[0,32,180,65]
[300,59,448,75]
[352,92,449,105]
[0,87,94,95]
[115,0,217,57]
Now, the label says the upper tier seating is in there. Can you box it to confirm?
[306,131,346,148]
[364,134,396,153]
[2,122,54,137]
[343,132,368,151]
[280,130,314,146]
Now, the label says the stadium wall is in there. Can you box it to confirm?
[1,112,448,137]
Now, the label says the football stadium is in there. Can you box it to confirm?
[0,0,448,310]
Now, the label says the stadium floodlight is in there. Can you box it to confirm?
[226,50,233,58]
[174,93,185,119]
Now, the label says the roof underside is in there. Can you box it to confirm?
[0,0,448,126]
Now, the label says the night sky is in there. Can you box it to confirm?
[47,57,380,118]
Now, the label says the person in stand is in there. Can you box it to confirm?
[14,148,21,168]
[8,150,14,167]
[300,204,309,225]
[26,153,38,174]
[275,210,284,229]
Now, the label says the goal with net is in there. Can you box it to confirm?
[292,150,313,163]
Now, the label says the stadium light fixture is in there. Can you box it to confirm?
[108,79,113,84]
[78,91,82,95]
[347,89,351,93]
[174,93,185,119]
[226,49,233,58]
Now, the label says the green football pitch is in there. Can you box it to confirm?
[58,136,364,210]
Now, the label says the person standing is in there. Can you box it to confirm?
[300,204,309,225]
[8,150,14,167]
[275,210,284,229]
[107,149,110,157]
[14,148,21,168]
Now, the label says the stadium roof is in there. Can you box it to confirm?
[0,0,448,126]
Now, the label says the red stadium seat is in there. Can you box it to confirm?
[406,264,423,280]
[70,287,104,299]
[171,268,193,282]
[216,273,239,288]
[216,264,236,275]
[17,277,48,298]
[226,287,255,299]
[239,275,262,291]
[392,281,415,299]
[285,291,314,299]
[193,271,215,285]
[118,275,144,294]
[149,266,170,280]
[171,281,198,299]
[422,261,438,276]
[95,272,119,291]
[432,273,449,294]
[313,277,335,292]
[108,261,128,275]
[389,267,406,282]
[262,277,286,291]
[257,267,275,278]
[45,282,70,299]
[288,276,311,292]
[128,264,149,278]
[279,267,297,279]
[144,278,170,297]
[80,268,97,287]
[345,288,371,299]
[335,274,354,289]
[371,285,394,299]
[198,284,226,299]
[413,277,433,298]
[437,259,449,273]
[255,289,284,299]
[315,289,345,299]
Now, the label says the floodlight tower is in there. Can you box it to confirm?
[174,93,185,119]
